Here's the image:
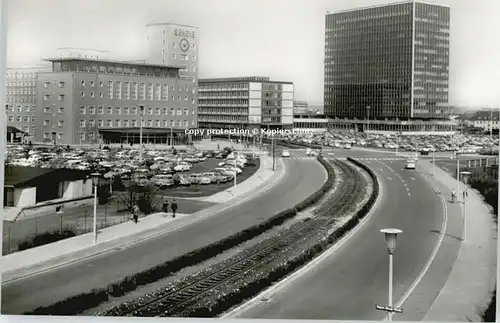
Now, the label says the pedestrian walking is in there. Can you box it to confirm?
[132,204,139,223]
[171,199,178,218]
[162,200,169,215]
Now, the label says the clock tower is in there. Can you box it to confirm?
[145,22,199,82]
[145,22,199,129]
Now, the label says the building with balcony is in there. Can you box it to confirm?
[5,65,52,138]
[34,57,197,145]
[325,1,455,134]
[198,76,294,131]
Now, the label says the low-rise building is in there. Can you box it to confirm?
[293,114,328,132]
[3,166,92,208]
[198,76,294,131]
[469,109,499,131]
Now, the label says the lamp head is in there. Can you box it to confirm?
[90,172,101,186]
[380,228,403,254]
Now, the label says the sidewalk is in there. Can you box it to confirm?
[419,160,497,321]
[1,156,286,282]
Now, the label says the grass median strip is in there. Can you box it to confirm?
[25,155,336,316]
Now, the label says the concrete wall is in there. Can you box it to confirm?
[62,179,93,199]
[13,187,36,207]
[16,196,94,221]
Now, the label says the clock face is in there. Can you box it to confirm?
[179,38,190,53]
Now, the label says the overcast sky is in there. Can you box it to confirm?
[6,0,500,109]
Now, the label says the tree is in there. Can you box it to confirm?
[115,182,163,215]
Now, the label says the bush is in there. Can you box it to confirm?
[17,229,77,251]
[25,155,337,316]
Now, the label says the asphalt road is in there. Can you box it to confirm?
[1,150,327,314]
[232,153,463,320]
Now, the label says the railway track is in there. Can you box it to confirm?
[105,159,367,317]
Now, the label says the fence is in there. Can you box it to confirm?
[2,195,165,255]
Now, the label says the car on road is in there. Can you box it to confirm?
[344,144,352,149]
[281,150,291,157]
[306,148,312,156]
[406,159,416,169]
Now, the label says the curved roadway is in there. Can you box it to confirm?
[230,151,464,320]
[2,151,327,314]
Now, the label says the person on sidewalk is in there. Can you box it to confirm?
[132,204,139,223]
[162,200,169,216]
[171,199,178,218]
[451,188,457,203]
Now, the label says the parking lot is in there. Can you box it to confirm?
[268,131,499,154]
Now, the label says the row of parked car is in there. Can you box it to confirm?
[117,150,255,189]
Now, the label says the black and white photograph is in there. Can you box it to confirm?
[0,0,499,322]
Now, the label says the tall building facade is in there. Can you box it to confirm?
[146,23,199,128]
[198,77,294,130]
[35,58,196,145]
[5,65,52,137]
[324,1,450,121]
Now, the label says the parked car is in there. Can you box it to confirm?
[177,174,192,186]
[173,162,192,172]
[152,174,175,188]
[188,173,202,184]
[224,165,243,174]
[201,172,217,183]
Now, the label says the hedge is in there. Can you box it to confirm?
[159,157,380,317]
[25,155,337,316]
[17,229,77,251]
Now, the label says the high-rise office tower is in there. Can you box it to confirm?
[324,1,450,121]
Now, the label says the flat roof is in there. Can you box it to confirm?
[42,57,185,70]
[5,166,88,188]
[327,0,449,15]
[98,127,187,134]
[146,22,198,29]
[199,76,293,84]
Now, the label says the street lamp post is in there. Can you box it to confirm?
[432,151,436,176]
[91,172,101,245]
[139,105,145,163]
[366,106,371,132]
[376,228,404,321]
[233,150,237,187]
[456,153,461,202]
[460,171,471,242]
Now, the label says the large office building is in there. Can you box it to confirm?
[325,1,455,133]
[197,76,294,130]
[34,57,197,145]
[5,65,52,138]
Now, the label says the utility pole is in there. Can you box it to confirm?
[272,136,276,171]
[490,107,493,140]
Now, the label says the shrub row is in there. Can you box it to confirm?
[17,229,77,251]
[26,155,337,316]
[168,157,380,317]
